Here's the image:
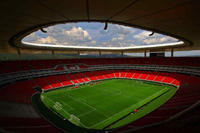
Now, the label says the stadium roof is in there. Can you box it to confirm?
[0,0,200,53]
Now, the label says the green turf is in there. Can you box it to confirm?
[41,79,176,130]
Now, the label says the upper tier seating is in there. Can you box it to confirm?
[1,57,200,74]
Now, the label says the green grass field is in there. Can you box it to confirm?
[40,79,176,130]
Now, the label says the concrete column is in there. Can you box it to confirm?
[121,51,124,57]
[17,48,21,56]
[171,49,174,57]
[99,51,101,56]
[77,50,80,58]
[51,50,55,55]
[144,50,147,57]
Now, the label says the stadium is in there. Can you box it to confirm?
[0,0,200,133]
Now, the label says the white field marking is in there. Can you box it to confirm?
[61,108,89,128]
[45,97,89,128]
[53,102,62,111]
[89,89,166,128]
[67,94,109,118]
[78,97,88,103]
[77,109,96,117]
[61,102,74,111]
[52,96,74,111]
[45,97,70,115]
[67,94,96,110]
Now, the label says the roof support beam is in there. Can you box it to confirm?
[107,0,139,21]
[86,0,90,20]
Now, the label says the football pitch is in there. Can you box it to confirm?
[40,79,176,130]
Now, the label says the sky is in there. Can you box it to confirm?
[23,22,178,47]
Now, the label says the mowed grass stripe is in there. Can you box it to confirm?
[109,86,176,129]
[92,88,168,129]
[41,79,174,129]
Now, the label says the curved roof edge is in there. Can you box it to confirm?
[22,41,184,52]
[9,20,191,52]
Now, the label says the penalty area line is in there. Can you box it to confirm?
[45,97,89,128]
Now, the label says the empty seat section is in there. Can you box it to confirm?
[132,71,142,79]
[56,75,72,86]
[31,61,44,70]
[100,71,110,79]
[154,73,165,82]
[106,70,115,78]
[120,70,127,78]
[0,61,20,73]
[79,73,90,82]
[162,76,174,83]
[104,71,111,78]
[114,70,120,78]
[146,72,158,81]
[84,72,97,81]
[44,76,62,88]
[66,74,79,84]
[139,71,150,80]
[93,71,105,80]
[73,73,84,83]
[0,80,35,104]
[125,70,134,79]
[117,70,122,78]
[171,79,180,86]
[33,78,51,90]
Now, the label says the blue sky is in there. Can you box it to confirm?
[23,22,178,47]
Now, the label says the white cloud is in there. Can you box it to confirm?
[160,37,168,42]
[23,33,40,42]
[143,36,176,44]
[134,31,152,39]
[90,40,96,44]
[23,23,178,47]
[100,24,136,37]
[102,34,135,47]
[143,38,157,44]
[37,36,58,45]
[24,26,95,46]
[134,31,178,45]
[111,34,125,41]
[62,27,92,41]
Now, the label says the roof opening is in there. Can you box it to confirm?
[22,22,182,50]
